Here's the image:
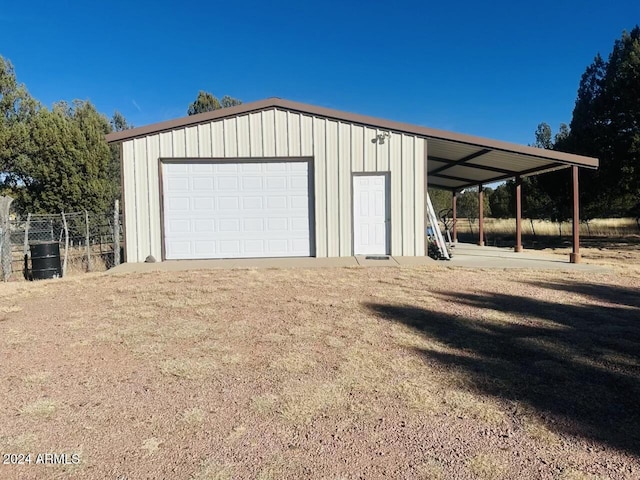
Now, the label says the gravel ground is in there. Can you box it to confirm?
[0,257,639,479]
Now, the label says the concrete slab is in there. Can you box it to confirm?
[106,244,608,275]
[108,256,358,274]
[355,255,399,267]
[445,243,609,272]
[393,256,438,266]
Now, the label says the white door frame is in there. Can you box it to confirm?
[159,157,315,260]
[352,173,390,255]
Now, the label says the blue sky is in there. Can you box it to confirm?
[1,0,637,145]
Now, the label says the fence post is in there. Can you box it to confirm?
[0,196,14,282]
[85,210,92,272]
[23,213,31,256]
[114,199,120,266]
[61,211,69,277]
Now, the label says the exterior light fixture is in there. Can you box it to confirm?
[372,131,390,145]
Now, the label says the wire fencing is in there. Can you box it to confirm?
[1,201,122,282]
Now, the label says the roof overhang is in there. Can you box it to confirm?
[106,97,598,190]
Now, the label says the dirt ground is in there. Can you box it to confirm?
[1,252,639,479]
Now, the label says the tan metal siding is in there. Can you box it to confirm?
[401,134,415,255]
[121,107,427,261]
[249,113,263,157]
[262,110,276,156]
[133,138,149,262]
[300,115,313,156]
[185,126,198,156]
[236,115,250,157]
[325,120,339,257]
[146,134,162,260]
[172,129,186,157]
[223,118,237,157]
[122,141,138,262]
[274,109,288,156]
[414,139,426,255]
[211,121,224,156]
[377,130,390,171]
[389,133,403,255]
[288,112,301,157]
[313,117,327,257]
[351,125,364,172]
[364,127,377,171]
[338,122,352,256]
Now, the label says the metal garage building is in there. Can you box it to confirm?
[106,98,598,263]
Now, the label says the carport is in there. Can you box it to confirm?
[423,132,598,263]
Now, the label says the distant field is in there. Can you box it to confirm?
[456,217,639,238]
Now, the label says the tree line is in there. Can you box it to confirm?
[0,58,239,217]
[431,26,640,226]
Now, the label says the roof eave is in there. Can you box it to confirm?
[105,97,599,170]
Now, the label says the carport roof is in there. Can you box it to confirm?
[106,97,598,191]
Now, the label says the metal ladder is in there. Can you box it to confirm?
[426,193,450,260]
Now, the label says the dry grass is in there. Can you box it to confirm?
[467,453,509,479]
[456,216,638,237]
[19,399,57,418]
[0,261,638,478]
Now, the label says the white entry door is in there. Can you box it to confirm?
[353,174,389,255]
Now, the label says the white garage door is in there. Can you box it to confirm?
[162,160,311,259]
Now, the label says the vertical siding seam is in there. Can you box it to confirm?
[400,135,404,256]
[350,125,354,253]
[222,120,226,157]
[375,129,379,171]
[247,114,252,157]
[210,123,215,156]
[274,109,278,156]
[261,112,265,156]
[337,122,341,255]
[324,118,329,255]
[236,117,240,157]
[285,111,290,157]
[413,138,418,256]
[361,125,367,172]
[146,136,152,255]
[196,124,200,157]
[299,113,303,158]
[131,142,139,262]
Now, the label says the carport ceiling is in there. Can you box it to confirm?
[106,98,599,191]
[424,137,596,191]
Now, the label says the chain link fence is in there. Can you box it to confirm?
[1,199,122,282]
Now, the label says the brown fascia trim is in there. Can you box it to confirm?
[105,97,599,169]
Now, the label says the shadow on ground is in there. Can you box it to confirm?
[365,280,640,455]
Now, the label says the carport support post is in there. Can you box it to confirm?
[570,166,581,263]
[452,191,458,243]
[514,176,523,252]
[478,184,484,246]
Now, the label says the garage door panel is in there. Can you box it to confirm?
[243,197,263,209]
[167,177,189,191]
[218,178,239,190]
[267,196,287,209]
[193,178,214,190]
[162,160,311,259]
[218,197,239,210]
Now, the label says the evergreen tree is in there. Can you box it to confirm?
[187,91,242,115]
[559,26,640,217]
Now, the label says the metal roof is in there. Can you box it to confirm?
[106,98,598,191]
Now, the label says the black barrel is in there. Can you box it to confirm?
[30,242,62,280]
